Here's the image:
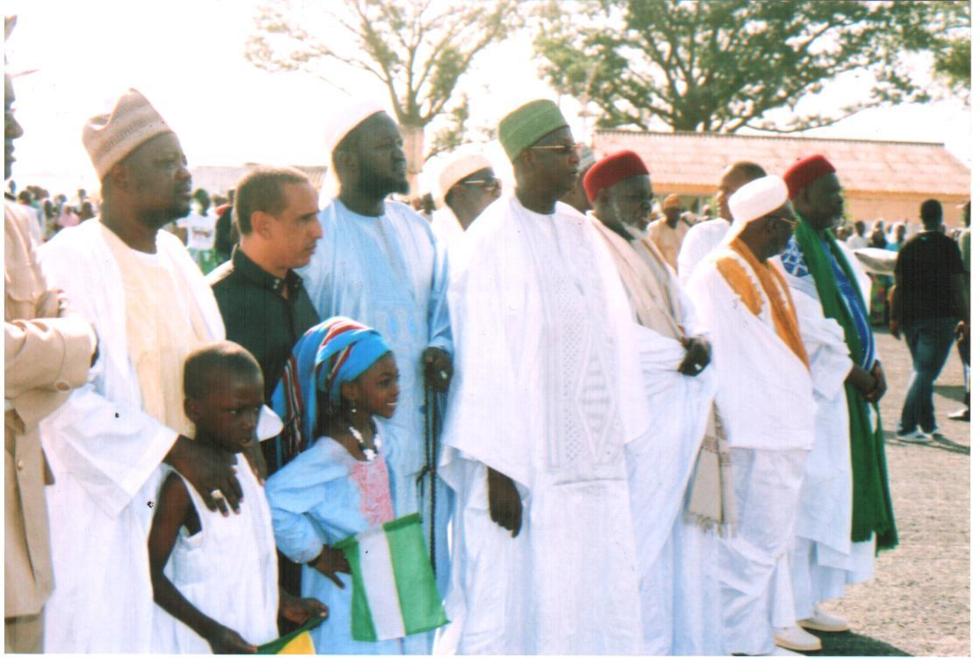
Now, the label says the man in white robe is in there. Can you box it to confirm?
[779,154,895,639]
[299,100,454,597]
[677,161,767,285]
[36,90,235,652]
[581,150,726,655]
[437,100,648,655]
[686,175,816,656]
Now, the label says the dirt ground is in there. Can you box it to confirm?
[802,327,971,657]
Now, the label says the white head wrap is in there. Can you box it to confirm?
[729,175,790,233]
[431,150,493,208]
[324,98,388,158]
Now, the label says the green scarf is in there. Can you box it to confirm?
[793,217,898,551]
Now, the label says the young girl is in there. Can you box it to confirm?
[266,317,429,654]
[148,342,325,653]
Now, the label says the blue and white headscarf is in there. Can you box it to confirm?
[271,316,391,469]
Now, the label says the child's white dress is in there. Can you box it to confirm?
[151,454,279,653]
[265,433,430,654]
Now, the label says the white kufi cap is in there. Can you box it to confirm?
[729,175,789,232]
[324,98,388,158]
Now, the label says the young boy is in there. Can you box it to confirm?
[149,341,326,653]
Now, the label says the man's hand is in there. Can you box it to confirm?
[869,360,887,403]
[846,364,877,400]
[166,435,243,515]
[888,318,902,340]
[279,592,328,625]
[422,347,453,392]
[310,545,351,588]
[205,624,256,654]
[678,336,711,377]
[487,467,522,537]
[956,320,970,343]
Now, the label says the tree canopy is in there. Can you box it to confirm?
[246,1,518,168]
[533,0,968,134]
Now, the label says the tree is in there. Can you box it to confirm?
[929,0,970,96]
[533,0,964,134]
[246,0,519,193]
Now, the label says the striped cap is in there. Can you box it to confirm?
[82,89,173,179]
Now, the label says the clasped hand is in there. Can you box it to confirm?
[422,347,453,392]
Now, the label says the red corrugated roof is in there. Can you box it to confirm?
[593,130,970,196]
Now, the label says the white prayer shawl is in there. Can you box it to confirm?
[437,196,647,655]
[685,250,815,451]
[781,246,877,617]
[677,217,730,286]
[37,220,224,652]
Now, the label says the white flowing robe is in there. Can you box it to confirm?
[589,217,724,655]
[781,244,877,619]
[437,196,648,655]
[686,249,815,655]
[36,220,224,652]
[429,207,465,255]
[299,198,453,596]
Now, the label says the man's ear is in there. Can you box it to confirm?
[106,161,129,192]
[334,147,359,181]
[184,397,202,424]
[251,211,272,238]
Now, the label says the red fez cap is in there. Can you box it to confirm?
[583,150,650,203]
[783,154,836,199]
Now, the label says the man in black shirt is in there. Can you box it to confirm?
[208,167,322,469]
[889,199,969,442]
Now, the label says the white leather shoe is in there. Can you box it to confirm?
[799,607,850,633]
[770,646,804,656]
[774,625,822,652]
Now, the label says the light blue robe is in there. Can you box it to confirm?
[299,198,453,598]
[265,436,428,654]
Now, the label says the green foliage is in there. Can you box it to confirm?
[246,0,519,131]
[533,0,967,133]
[929,0,970,95]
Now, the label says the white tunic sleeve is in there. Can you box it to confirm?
[37,224,180,518]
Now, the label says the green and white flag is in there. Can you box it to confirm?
[335,513,448,642]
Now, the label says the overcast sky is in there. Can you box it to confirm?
[4,0,971,195]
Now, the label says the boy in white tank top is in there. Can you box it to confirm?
[148,341,326,653]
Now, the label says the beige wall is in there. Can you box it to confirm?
[845,193,969,228]
[654,183,969,229]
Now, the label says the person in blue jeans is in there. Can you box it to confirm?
[889,199,969,442]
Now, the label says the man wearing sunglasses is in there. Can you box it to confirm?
[687,175,815,656]
[439,100,648,654]
[428,149,501,252]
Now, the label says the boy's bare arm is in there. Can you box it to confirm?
[148,472,256,654]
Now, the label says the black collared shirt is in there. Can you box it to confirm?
[208,246,320,401]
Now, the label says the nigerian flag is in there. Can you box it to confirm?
[335,513,448,642]
[257,615,326,654]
